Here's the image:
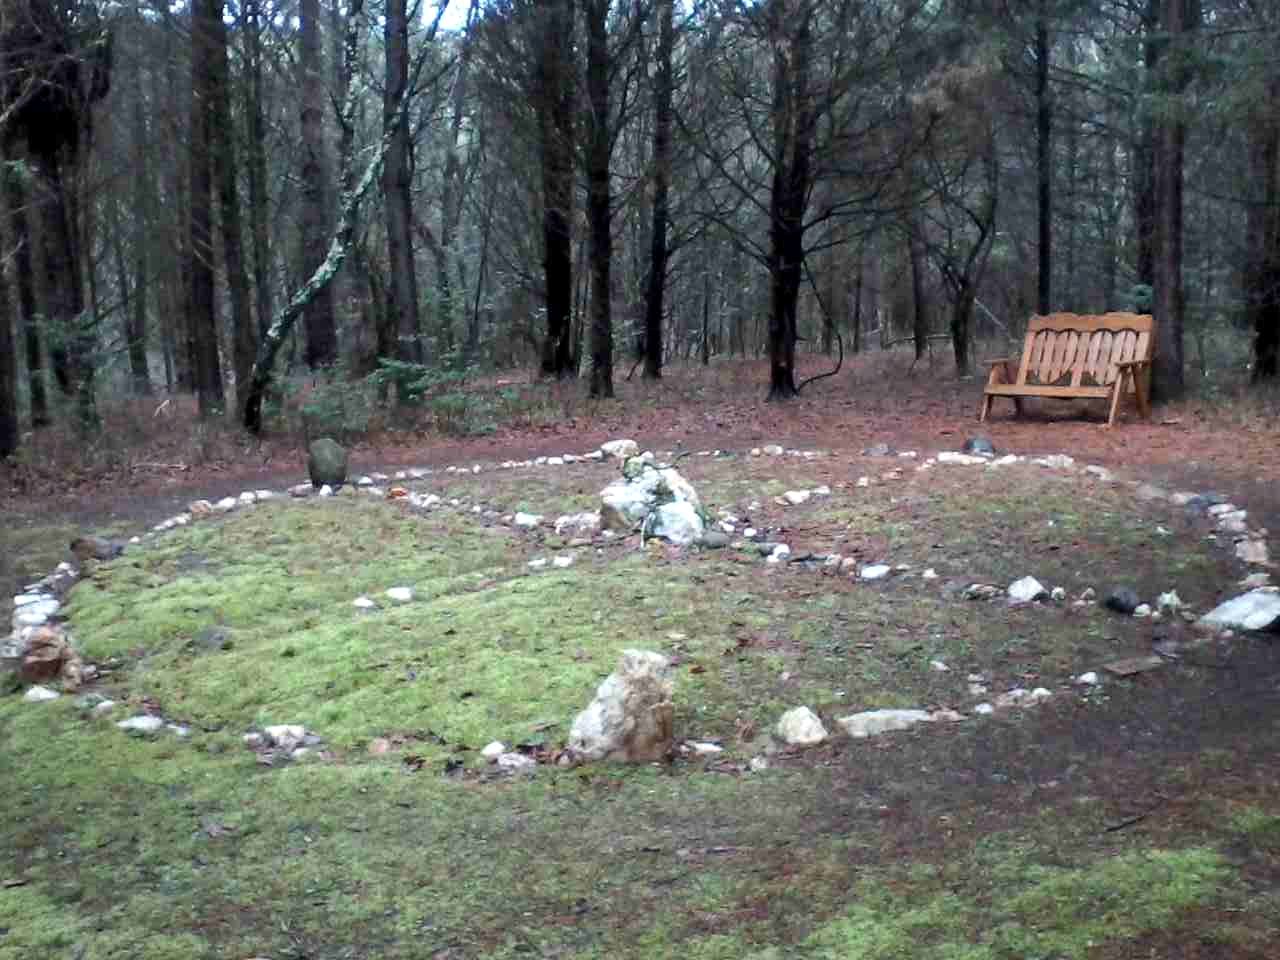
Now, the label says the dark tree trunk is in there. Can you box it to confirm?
[37,160,94,424]
[1133,0,1160,292]
[384,0,423,389]
[299,0,338,369]
[537,0,576,378]
[909,226,926,361]
[1151,0,1195,404]
[244,0,274,346]
[1035,6,1052,314]
[190,0,226,416]
[126,56,153,396]
[851,245,863,354]
[0,221,15,458]
[642,0,674,380]
[211,3,254,412]
[586,0,613,398]
[1246,79,1280,381]
[3,166,48,426]
[766,0,814,401]
[951,286,974,376]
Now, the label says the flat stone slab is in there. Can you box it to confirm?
[1103,655,1166,677]
[837,709,932,739]
[1197,589,1280,633]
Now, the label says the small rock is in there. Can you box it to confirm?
[547,457,564,466]
[289,483,313,498]
[385,587,413,603]
[860,563,891,581]
[1028,687,1052,702]
[600,439,639,460]
[117,715,165,735]
[1133,603,1152,618]
[856,476,871,487]
[922,568,938,580]
[481,741,507,762]
[1207,503,1238,517]
[1085,465,1113,482]
[1239,572,1271,588]
[23,685,60,702]
[769,544,792,561]
[1008,576,1047,603]
[782,490,811,506]
[1103,587,1141,615]
[528,558,548,569]
[353,596,376,610]
[749,756,769,772]
[688,741,724,755]
[189,499,214,516]
[1156,590,1183,613]
[497,752,537,772]
[238,491,257,505]
[812,485,831,496]
[1050,587,1067,602]
[931,709,965,723]
[973,703,995,716]
[1033,454,1075,470]
[837,709,932,738]
[862,443,892,457]
[92,700,117,715]
[1075,671,1100,686]
[961,436,996,457]
[214,496,238,513]
[995,688,1028,708]
[514,512,543,528]
[367,738,392,756]
[552,555,574,568]
[1134,483,1167,501]
[762,444,784,456]
[936,451,988,466]
[698,531,732,549]
[775,706,827,746]
[70,535,124,562]
[930,660,950,672]
[317,485,334,498]
[1236,540,1270,565]
[264,724,307,751]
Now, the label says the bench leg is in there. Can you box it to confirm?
[1134,367,1152,419]
[1106,378,1125,427]
[1012,397,1024,418]
[979,394,992,422]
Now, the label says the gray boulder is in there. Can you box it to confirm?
[961,436,997,457]
[1104,587,1141,615]
[646,501,705,546]
[568,650,675,762]
[599,462,702,542]
[308,438,348,489]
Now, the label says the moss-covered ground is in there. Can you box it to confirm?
[1,452,1275,959]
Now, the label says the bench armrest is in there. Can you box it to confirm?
[985,357,1011,367]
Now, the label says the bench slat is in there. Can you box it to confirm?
[985,384,1113,398]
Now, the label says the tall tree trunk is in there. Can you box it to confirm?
[190,0,226,416]
[586,0,613,398]
[0,214,15,458]
[37,160,94,424]
[211,3,254,413]
[1133,0,1160,294]
[1035,5,1052,314]
[244,0,274,347]
[909,226,926,361]
[3,164,48,426]
[1246,78,1280,381]
[766,0,814,401]
[384,0,422,392]
[642,0,674,380]
[1151,0,1195,403]
[537,0,576,378]
[299,0,338,369]
[128,65,153,396]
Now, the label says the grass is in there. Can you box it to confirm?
[0,453,1271,958]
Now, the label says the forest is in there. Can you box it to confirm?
[0,0,1277,460]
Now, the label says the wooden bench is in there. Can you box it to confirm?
[979,312,1154,427]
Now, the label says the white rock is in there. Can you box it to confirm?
[775,707,828,746]
[991,454,1020,467]
[554,512,601,536]
[497,752,536,771]
[14,598,59,627]
[936,451,989,466]
[353,596,376,610]
[1084,465,1112,481]
[1050,587,1067,601]
[600,439,640,460]
[930,660,950,673]
[763,444,785,456]
[528,558,548,569]
[1075,671,1100,686]
[973,703,995,716]
[1207,503,1238,517]
[318,485,333,498]
[1197,589,1280,632]
[688,741,724,755]
[357,476,374,486]
[837,709,932,739]
[568,650,674,762]
[922,568,938,580]
[238,491,257,505]
[1133,603,1152,617]
[743,528,758,539]
[813,485,832,496]
[24,685,60,702]
[167,723,191,737]
[782,490,811,506]
[995,688,1028,708]
[215,496,238,512]
[117,715,165,734]
[535,457,548,465]
[860,564,891,581]
[1157,590,1183,613]
[749,756,769,772]
[648,501,705,546]
[583,450,604,461]
[514,512,543,528]
[769,544,792,561]
[1033,454,1075,469]
[264,724,307,751]
[1239,572,1272,588]
[12,593,50,608]
[547,457,564,467]
[1028,687,1052,702]
[92,700,116,715]
[1008,576,1048,603]
[1236,540,1270,565]
[824,554,842,568]
[481,741,507,762]
[255,490,274,500]
[553,555,574,569]
[385,587,413,603]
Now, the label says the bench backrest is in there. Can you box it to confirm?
[1016,312,1154,388]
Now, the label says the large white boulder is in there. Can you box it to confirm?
[599,463,702,536]
[647,501,704,546]
[568,650,675,762]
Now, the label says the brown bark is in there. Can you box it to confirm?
[299,0,338,369]
[537,0,576,378]
[586,0,613,398]
[384,0,422,386]
[642,0,675,380]
[2,163,47,425]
